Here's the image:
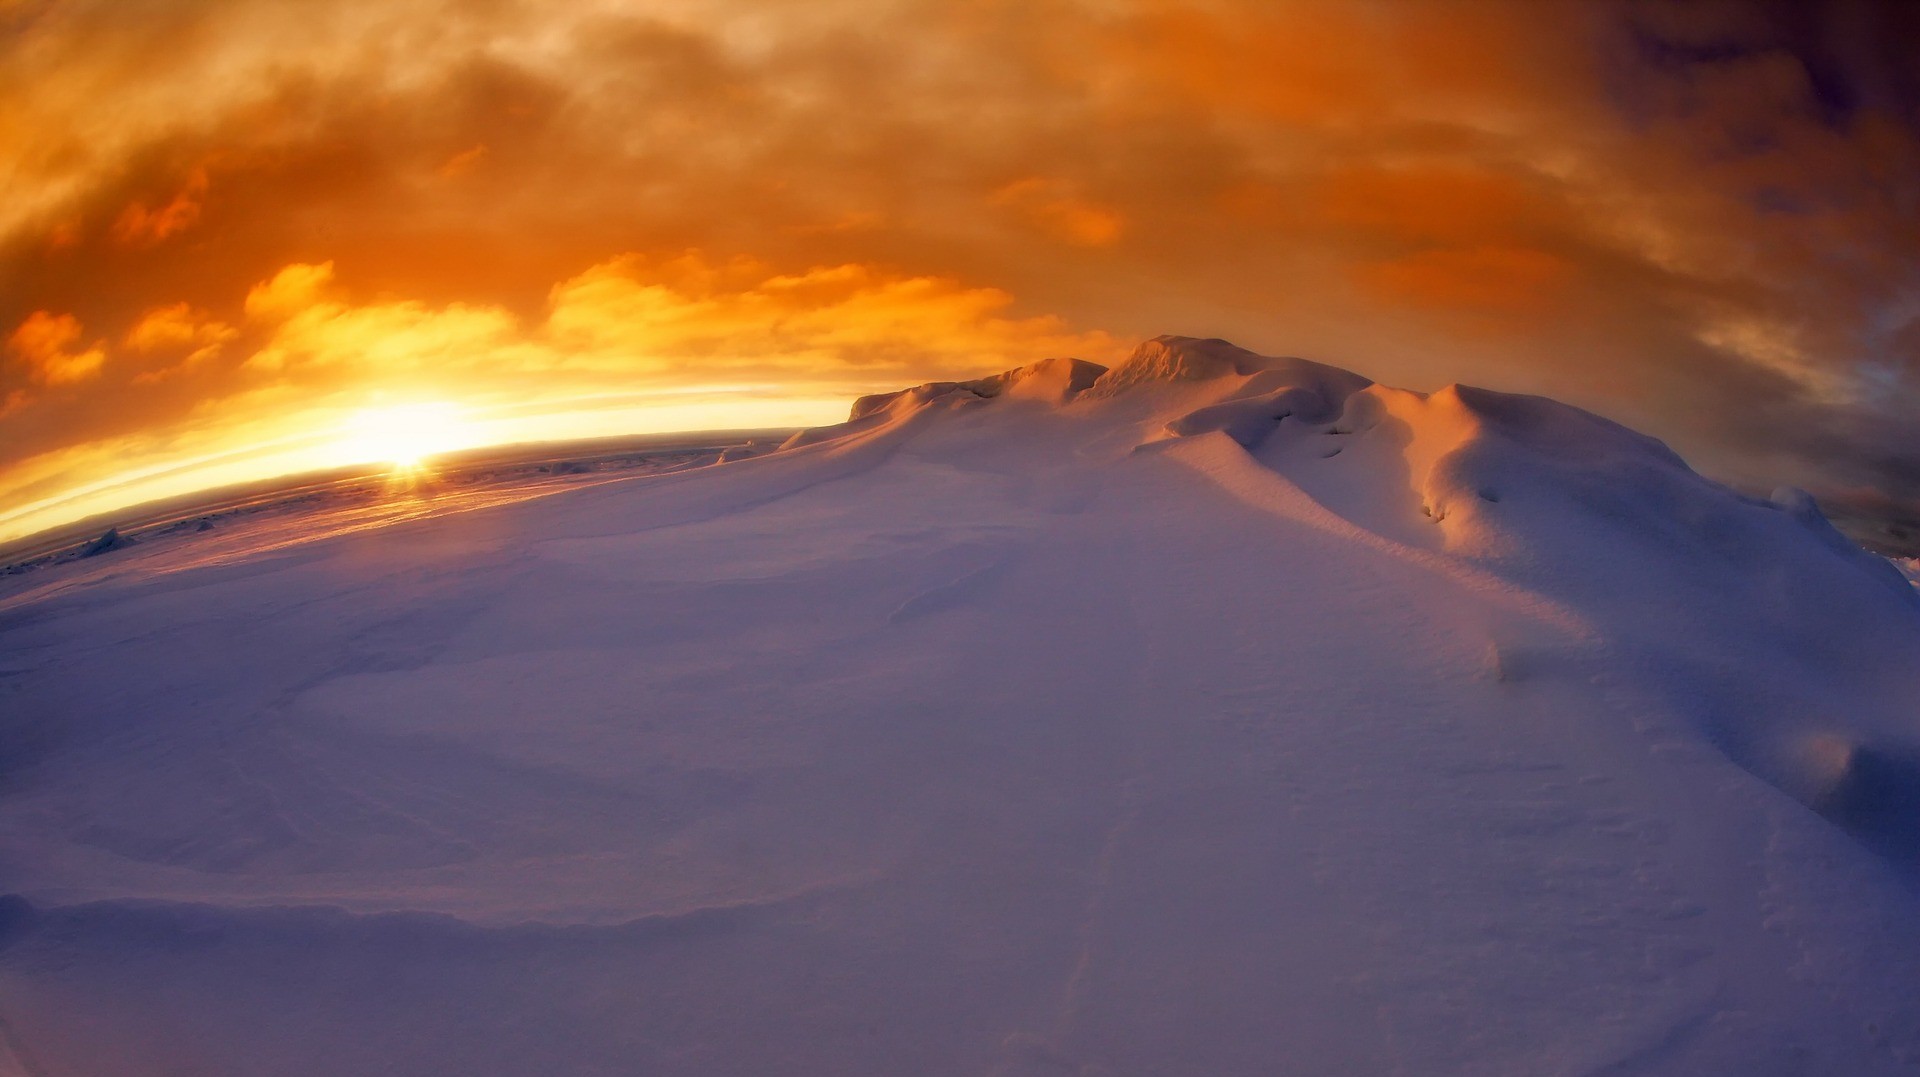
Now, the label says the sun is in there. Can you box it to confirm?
[338,402,474,472]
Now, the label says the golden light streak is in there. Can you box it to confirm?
[0,388,855,546]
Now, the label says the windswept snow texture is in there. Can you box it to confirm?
[4,336,1920,1075]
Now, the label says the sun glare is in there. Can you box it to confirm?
[338,402,474,472]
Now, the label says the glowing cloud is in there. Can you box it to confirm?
[246,263,340,323]
[7,311,106,386]
[124,304,238,369]
[110,167,209,247]
[993,178,1127,247]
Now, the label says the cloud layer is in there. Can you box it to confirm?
[3,0,1918,540]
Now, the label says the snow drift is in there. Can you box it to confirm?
[2,336,1918,1075]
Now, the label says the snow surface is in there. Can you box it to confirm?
[3,335,1920,1074]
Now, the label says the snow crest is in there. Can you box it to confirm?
[848,355,1107,421]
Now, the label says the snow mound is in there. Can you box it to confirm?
[793,336,1920,852]
[79,526,129,557]
[4,335,1920,1075]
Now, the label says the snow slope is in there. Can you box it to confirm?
[2,336,1919,1075]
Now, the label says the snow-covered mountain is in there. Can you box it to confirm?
[2,336,1918,1075]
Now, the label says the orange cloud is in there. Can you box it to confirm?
[245,262,338,322]
[1100,2,1575,128]
[437,144,488,179]
[245,294,525,376]
[111,167,209,247]
[7,310,105,385]
[123,303,238,370]
[1103,6,1388,124]
[1316,165,1565,250]
[992,178,1126,247]
[545,252,1121,377]
[1356,246,1576,318]
[226,251,1119,386]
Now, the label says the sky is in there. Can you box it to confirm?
[3,0,1919,543]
